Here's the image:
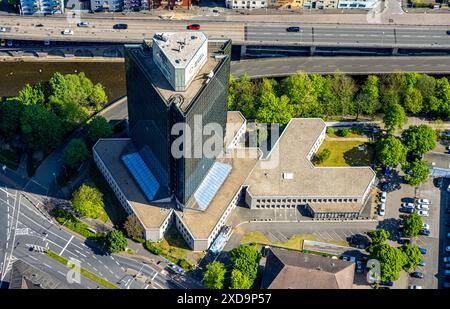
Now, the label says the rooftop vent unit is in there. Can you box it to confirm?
[154,33,168,42]
[283,172,294,180]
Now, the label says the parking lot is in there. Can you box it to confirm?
[379,176,445,289]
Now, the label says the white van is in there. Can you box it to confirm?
[379,203,385,216]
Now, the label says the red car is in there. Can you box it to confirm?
[187,24,200,30]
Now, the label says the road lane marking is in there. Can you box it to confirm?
[75,249,87,258]
[43,263,51,268]
[59,235,74,255]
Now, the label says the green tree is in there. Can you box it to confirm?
[105,230,127,254]
[203,261,226,289]
[383,103,407,133]
[230,269,253,289]
[314,148,331,164]
[123,214,143,239]
[376,135,407,167]
[367,243,406,282]
[368,229,390,245]
[71,184,105,219]
[235,74,258,119]
[90,84,108,111]
[63,138,89,169]
[330,72,357,116]
[402,159,429,186]
[432,77,450,117]
[20,104,64,153]
[282,71,320,117]
[228,74,237,110]
[401,125,436,158]
[229,244,261,282]
[50,97,90,131]
[402,212,423,238]
[416,74,436,109]
[15,83,45,106]
[356,75,380,118]
[0,100,22,141]
[257,80,293,126]
[400,244,421,272]
[403,87,423,114]
[380,73,406,111]
[87,116,113,143]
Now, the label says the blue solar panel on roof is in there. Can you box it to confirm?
[139,145,168,186]
[194,162,232,211]
[122,152,160,202]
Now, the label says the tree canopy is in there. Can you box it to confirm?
[229,244,261,283]
[367,243,406,282]
[0,100,23,142]
[63,138,89,169]
[401,125,436,158]
[368,229,390,245]
[87,116,113,143]
[71,184,105,219]
[400,244,421,272]
[402,212,423,238]
[230,269,253,289]
[104,230,127,254]
[402,159,430,186]
[123,214,143,240]
[376,135,407,167]
[203,261,226,289]
[383,103,407,133]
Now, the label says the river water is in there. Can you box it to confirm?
[0,61,127,103]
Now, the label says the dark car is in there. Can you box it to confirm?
[380,281,394,287]
[445,263,450,268]
[418,260,426,267]
[446,221,450,227]
[447,30,450,35]
[35,23,44,27]
[400,207,414,214]
[418,247,428,254]
[187,24,200,30]
[113,23,128,30]
[286,26,300,32]
[418,229,430,236]
[410,272,424,279]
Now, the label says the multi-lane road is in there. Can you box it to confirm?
[0,15,449,48]
[0,175,186,289]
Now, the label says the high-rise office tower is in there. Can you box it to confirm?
[124,32,231,208]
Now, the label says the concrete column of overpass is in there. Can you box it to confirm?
[310,46,316,56]
[392,48,399,56]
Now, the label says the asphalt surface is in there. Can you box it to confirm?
[231,56,450,77]
[0,175,186,289]
[0,15,449,48]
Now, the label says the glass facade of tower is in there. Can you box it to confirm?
[125,39,231,206]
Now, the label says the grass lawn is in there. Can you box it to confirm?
[0,148,21,170]
[315,140,375,167]
[145,226,204,270]
[240,231,349,251]
[88,166,128,226]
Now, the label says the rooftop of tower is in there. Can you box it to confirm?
[125,37,231,114]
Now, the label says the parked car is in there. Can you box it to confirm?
[416,204,429,210]
[417,210,429,217]
[401,202,415,209]
[418,229,430,236]
[35,23,44,27]
[400,207,414,214]
[447,30,450,35]
[380,191,387,203]
[419,247,428,254]
[286,26,300,32]
[0,27,7,32]
[445,270,450,275]
[378,203,385,216]
[380,281,394,286]
[113,23,128,30]
[410,272,424,279]
[416,199,430,205]
[447,233,450,238]
[398,238,411,245]
[445,264,450,269]
[446,246,450,253]
[186,23,200,30]
[77,21,89,27]
[418,260,426,267]
[356,260,363,273]
[422,223,430,230]
[61,29,74,35]
[443,257,450,263]
[408,285,423,289]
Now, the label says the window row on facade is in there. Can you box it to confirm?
[255,197,359,204]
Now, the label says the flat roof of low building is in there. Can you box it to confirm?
[127,40,227,114]
[152,32,207,70]
[308,202,363,213]
[245,118,375,198]
[93,138,174,229]
[177,148,259,239]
